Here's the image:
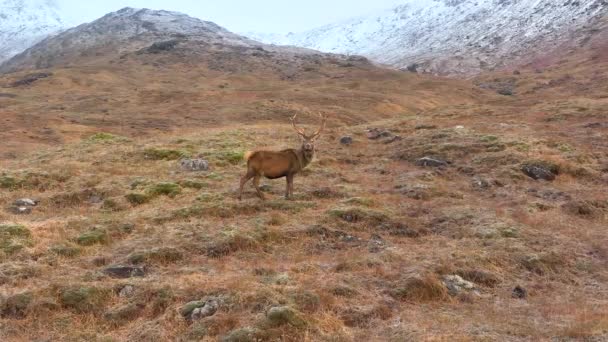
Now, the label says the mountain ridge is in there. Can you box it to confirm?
[246,0,608,75]
[0,0,68,63]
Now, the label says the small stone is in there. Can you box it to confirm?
[512,286,527,299]
[443,275,476,296]
[103,265,146,279]
[191,299,219,320]
[472,178,490,190]
[118,285,135,298]
[181,297,220,320]
[340,136,353,145]
[415,157,448,168]
[384,135,402,144]
[366,128,392,140]
[521,163,558,181]
[266,306,306,327]
[180,158,209,171]
[13,199,38,207]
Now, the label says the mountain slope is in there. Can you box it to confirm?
[248,0,608,76]
[0,0,67,63]
[0,7,482,157]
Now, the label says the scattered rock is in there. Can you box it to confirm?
[442,275,476,296]
[521,162,559,181]
[415,157,448,168]
[13,199,39,207]
[191,299,219,320]
[180,297,220,320]
[384,135,402,144]
[104,265,146,279]
[471,178,491,190]
[265,306,307,328]
[340,136,353,145]
[368,234,386,253]
[180,158,209,171]
[141,39,181,54]
[10,72,52,87]
[512,286,527,299]
[415,124,437,130]
[583,122,604,129]
[366,128,393,140]
[118,285,135,298]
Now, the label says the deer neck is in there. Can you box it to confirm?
[296,148,314,170]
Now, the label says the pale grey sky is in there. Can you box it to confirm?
[57,0,404,34]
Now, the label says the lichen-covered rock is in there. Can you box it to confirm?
[265,306,307,328]
[180,158,210,171]
[180,297,220,320]
[442,275,476,296]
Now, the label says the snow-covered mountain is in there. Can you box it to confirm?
[0,0,69,63]
[246,0,608,75]
[0,7,326,73]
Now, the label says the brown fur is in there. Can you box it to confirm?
[238,113,326,200]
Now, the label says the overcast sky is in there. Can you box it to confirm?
[57,0,403,34]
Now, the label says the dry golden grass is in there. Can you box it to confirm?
[0,43,607,341]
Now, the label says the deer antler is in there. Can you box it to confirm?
[291,113,308,138]
[310,112,327,140]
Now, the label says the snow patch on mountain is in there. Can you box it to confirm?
[0,0,70,63]
[245,0,608,75]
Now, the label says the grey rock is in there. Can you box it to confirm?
[191,299,219,320]
[366,128,393,140]
[443,275,476,296]
[384,135,402,144]
[104,265,146,279]
[13,199,39,207]
[521,164,557,181]
[181,297,220,320]
[118,285,135,298]
[472,178,490,190]
[340,136,353,145]
[512,286,527,299]
[415,157,448,167]
[180,158,209,171]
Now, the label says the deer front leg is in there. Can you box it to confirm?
[286,174,294,199]
[285,176,291,199]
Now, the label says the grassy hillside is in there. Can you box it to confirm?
[1,98,607,340]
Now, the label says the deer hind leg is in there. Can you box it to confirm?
[238,170,255,200]
[253,175,265,200]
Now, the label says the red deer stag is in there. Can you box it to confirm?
[238,113,327,200]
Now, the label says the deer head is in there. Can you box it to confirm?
[291,112,327,158]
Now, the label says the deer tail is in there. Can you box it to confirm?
[243,151,255,162]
